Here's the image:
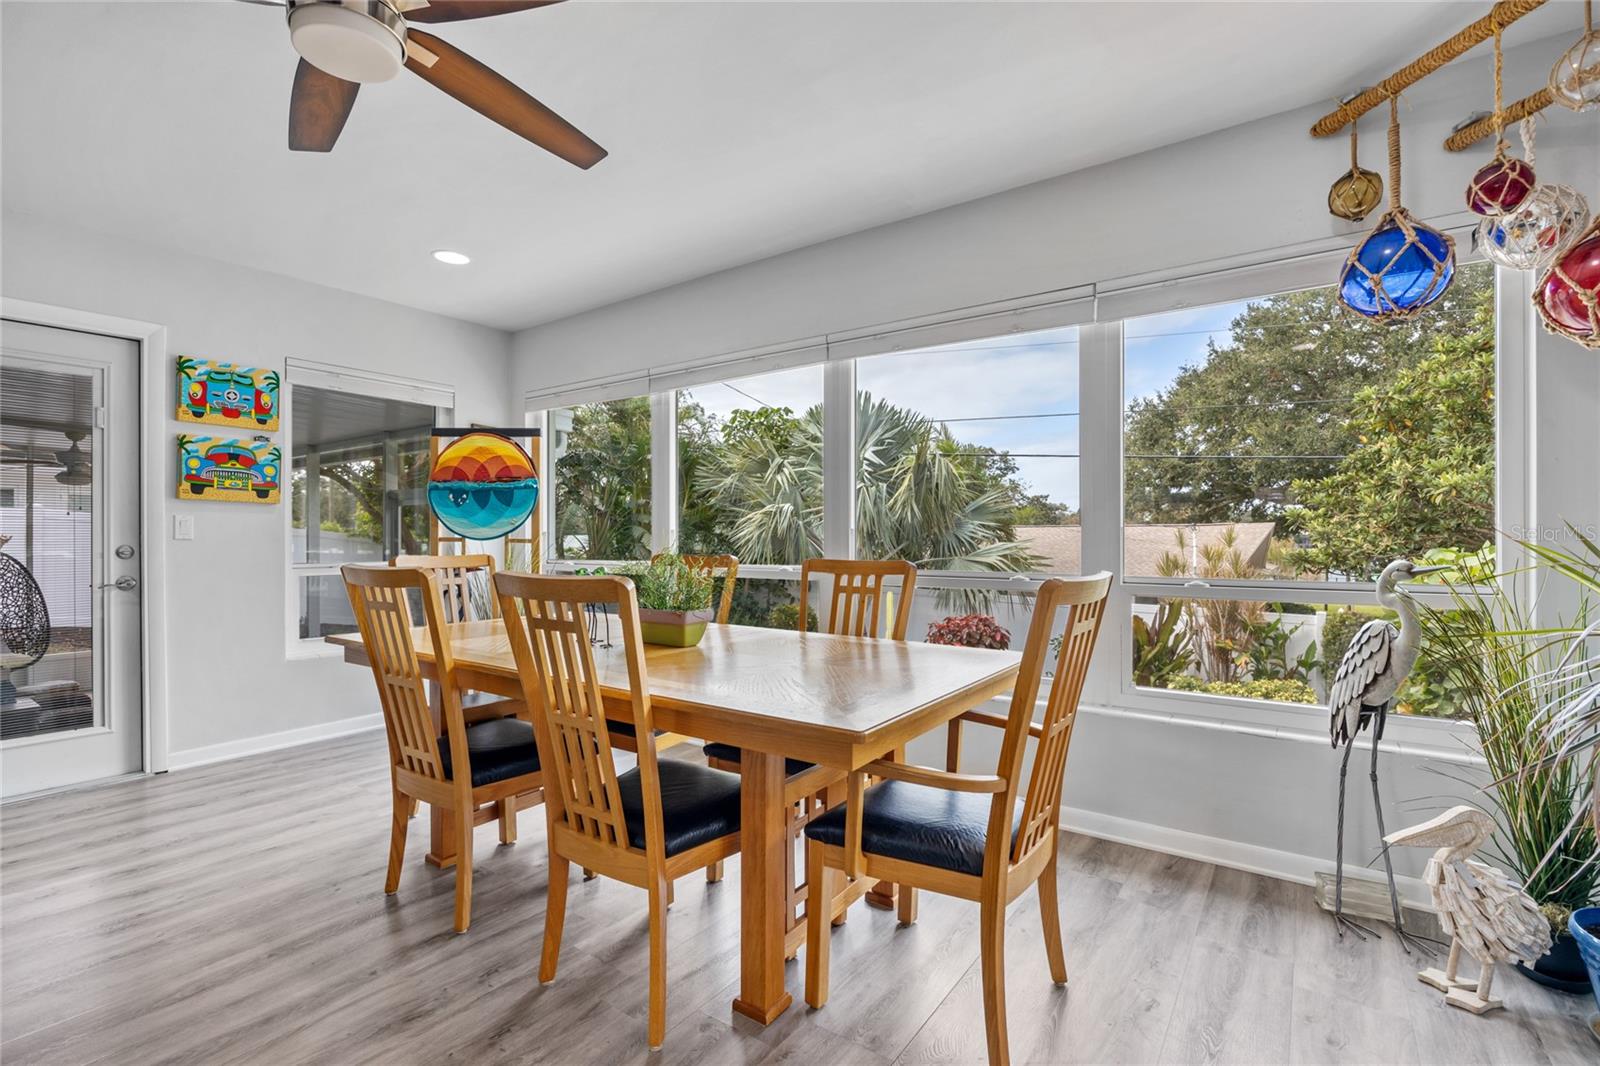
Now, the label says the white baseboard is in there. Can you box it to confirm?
[166,713,383,771]
[1061,805,1434,910]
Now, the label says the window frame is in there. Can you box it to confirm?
[532,236,1522,743]
[282,362,453,658]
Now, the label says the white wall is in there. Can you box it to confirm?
[1,212,514,763]
[507,35,1600,889]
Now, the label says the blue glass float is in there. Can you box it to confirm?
[428,431,540,540]
[1339,211,1456,318]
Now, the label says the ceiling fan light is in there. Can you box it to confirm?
[287,0,406,84]
[432,249,471,265]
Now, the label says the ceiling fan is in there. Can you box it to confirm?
[237,0,606,167]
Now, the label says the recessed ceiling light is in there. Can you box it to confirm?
[432,250,471,266]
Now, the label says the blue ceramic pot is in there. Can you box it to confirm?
[1571,906,1600,1013]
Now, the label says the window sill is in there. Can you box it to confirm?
[285,640,346,663]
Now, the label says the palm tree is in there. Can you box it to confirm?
[693,393,1040,607]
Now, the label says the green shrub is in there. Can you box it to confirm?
[767,603,818,632]
[1162,675,1317,704]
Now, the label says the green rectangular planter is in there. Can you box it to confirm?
[637,608,714,647]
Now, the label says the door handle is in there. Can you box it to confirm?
[99,576,138,592]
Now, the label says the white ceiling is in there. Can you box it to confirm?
[1,1,1580,331]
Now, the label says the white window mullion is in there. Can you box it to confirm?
[650,392,678,554]
[822,358,856,559]
[1078,320,1123,705]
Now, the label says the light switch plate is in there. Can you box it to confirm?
[173,514,195,541]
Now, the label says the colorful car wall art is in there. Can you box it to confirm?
[176,435,281,504]
[176,357,280,431]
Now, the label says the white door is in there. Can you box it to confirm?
[1,320,143,796]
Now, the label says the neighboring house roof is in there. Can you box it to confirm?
[1013,522,1277,577]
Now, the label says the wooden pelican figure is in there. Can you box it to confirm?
[1385,806,1551,1014]
[1327,558,1445,950]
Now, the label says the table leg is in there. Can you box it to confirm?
[424,679,457,869]
[865,746,903,909]
[732,750,793,1025]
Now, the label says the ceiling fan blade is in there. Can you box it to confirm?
[403,29,605,168]
[403,1,562,24]
[288,59,360,153]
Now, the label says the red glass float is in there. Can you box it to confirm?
[1466,154,1536,216]
[1535,220,1600,348]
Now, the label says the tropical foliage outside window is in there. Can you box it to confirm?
[1122,263,1495,716]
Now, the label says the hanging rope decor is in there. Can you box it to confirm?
[1466,23,1537,216]
[1328,115,1383,221]
[1479,118,1592,270]
[1549,0,1600,112]
[1535,216,1600,348]
[1340,96,1456,319]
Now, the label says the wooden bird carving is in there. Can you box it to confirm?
[1385,806,1551,1014]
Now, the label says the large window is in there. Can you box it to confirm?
[1121,262,1495,715]
[290,384,437,639]
[539,253,1504,725]
[677,365,823,565]
[549,398,651,561]
[854,327,1079,574]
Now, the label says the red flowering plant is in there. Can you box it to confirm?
[925,614,1011,650]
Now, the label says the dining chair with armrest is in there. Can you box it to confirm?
[342,564,546,933]
[703,556,918,953]
[802,572,1112,1066]
[494,571,743,1051]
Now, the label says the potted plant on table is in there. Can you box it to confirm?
[621,551,716,648]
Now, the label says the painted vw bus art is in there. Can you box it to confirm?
[176,435,281,504]
[176,357,280,431]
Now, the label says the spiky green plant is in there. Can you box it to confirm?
[1415,574,1598,914]
[620,551,714,614]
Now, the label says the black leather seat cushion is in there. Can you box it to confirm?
[438,718,540,788]
[617,760,741,856]
[702,741,814,777]
[804,779,1020,877]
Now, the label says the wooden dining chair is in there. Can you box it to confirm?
[342,564,545,934]
[391,552,500,621]
[802,572,1112,1066]
[704,556,918,955]
[494,571,743,1051]
[653,552,739,625]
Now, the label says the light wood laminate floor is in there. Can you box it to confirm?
[2,731,1595,1065]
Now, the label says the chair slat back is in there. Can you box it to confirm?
[659,553,739,625]
[496,573,662,858]
[391,553,499,621]
[999,573,1111,866]
[343,565,456,783]
[799,559,917,640]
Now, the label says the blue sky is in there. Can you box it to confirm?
[679,301,1254,516]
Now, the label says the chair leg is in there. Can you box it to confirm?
[583,867,596,881]
[980,893,1010,1066]
[804,839,831,1008]
[498,798,518,846]
[540,853,570,983]
[406,796,420,819]
[647,875,669,1050]
[897,884,918,925]
[385,789,409,894]
[705,860,724,883]
[1038,845,1068,985]
[452,804,474,934]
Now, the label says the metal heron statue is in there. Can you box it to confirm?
[1327,558,1445,952]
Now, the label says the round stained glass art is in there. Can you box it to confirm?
[427,431,539,540]
[1339,216,1456,318]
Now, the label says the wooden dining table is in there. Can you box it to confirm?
[328,619,1021,1026]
